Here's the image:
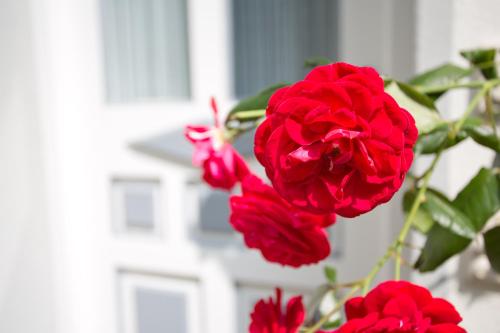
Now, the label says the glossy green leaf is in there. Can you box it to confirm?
[403,189,434,233]
[461,48,498,79]
[385,81,444,134]
[484,226,500,273]
[416,168,500,272]
[415,224,471,272]
[304,57,332,68]
[226,82,288,123]
[409,63,473,100]
[324,265,337,284]
[452,168,500,231]
[462,122,500,152]
[422,190,476,239]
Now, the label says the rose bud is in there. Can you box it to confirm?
[185,97,249,190]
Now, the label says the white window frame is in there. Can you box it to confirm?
[119,272,201,333]
[111,178,163,238]
[30,0,414,333]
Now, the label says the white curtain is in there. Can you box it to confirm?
[232,0,338,98]
[101,0,190,103]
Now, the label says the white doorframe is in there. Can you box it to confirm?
[28,1,418,333]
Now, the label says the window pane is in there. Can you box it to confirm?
[100,0,190,103]
[199,185,233,234]
[136,288,187,333]
[232,0,338,97]
[125,190,155,229]
[329,218,345,258]
[112,179,160,233]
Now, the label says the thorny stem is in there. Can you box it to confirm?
[302,81,500,333]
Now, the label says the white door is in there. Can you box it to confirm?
[31,1,413,333]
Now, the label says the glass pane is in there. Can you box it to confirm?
[100,0,190,103]
[112,179,159,233]
[125,190,155,229]
[199,185,233,234]
[135,288,187,333]
[329,218,345,258]
[232,0,338,97]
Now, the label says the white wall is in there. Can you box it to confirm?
[0,0,56,332]
[415,0,500,331]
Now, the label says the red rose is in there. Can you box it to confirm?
[250,288,305,333]
[254,63,417,217]
[333,281,465,333]
[230,174,334,267]
[185,98,249,190]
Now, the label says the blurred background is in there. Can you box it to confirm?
[1,0,500,332]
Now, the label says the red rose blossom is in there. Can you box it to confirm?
[250,288,305,333]
[332,281,465,333]
[254,63,418,217]
[185,98,249,190]
[230,174,334,267]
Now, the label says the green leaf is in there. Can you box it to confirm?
[409,63,473,100]
[324,265,337,284]
[403,189,434,233]
[415,224,471,272]
[410,63,472,87]
[452,168,500,231]
[415,168,500,272]
[385,81,444,134]
[415,121,472,154]
[226,82,289,123]
[304,57,332,68]
[484,226,500,273]
[422,190,476,239]
[321,318,342,330]
[461,48,498,79]
[414,124,450,154]
[462,121,500,152]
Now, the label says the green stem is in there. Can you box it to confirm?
[394,150,442,280]
[455,84,493,131]
[302,285,361,333]
[417,78,500,95]
[363,243,396,293]
[227,109,266,120]
[485,91,498,137]
[417,80,485,94]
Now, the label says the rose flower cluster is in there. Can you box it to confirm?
[250,282,465,333]
[186,63,465,332]
[186,63,416,266]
